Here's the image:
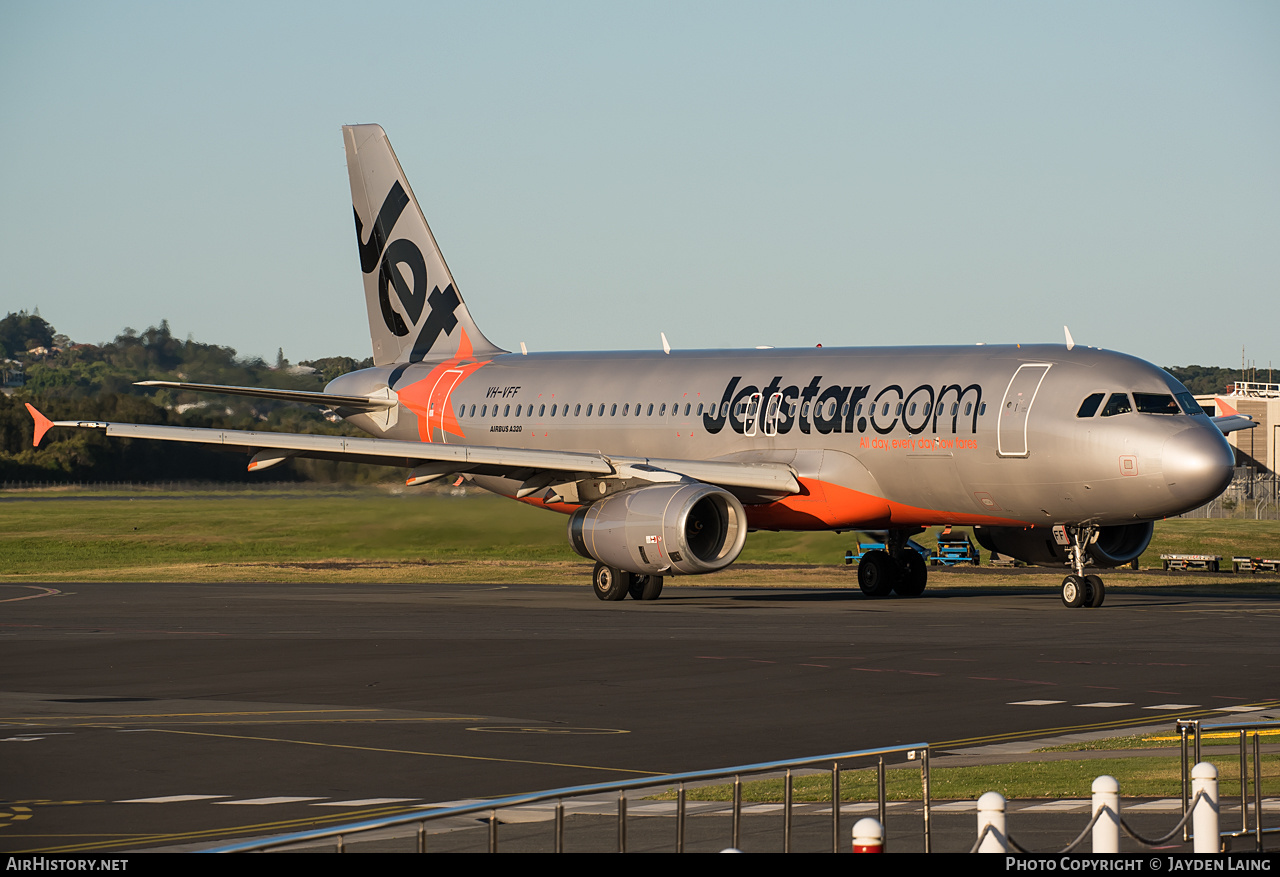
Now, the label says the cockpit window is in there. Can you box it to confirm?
[1175,392,1204,416]
[1134,393,1180,415]
[1101,393,1132,417]
[1076,393,1104,418]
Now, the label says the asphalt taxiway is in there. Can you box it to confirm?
[1,579,1277,852]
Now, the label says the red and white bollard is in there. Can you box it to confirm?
[851,817,883,853]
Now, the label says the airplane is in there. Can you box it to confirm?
[26,124,1251,608]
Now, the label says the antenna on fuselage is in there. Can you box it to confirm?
[1064,326,1075,351]
[520,342,528,355]
[661,332,671,355]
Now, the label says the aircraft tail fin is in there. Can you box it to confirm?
[342,124,505,365]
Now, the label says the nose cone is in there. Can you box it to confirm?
[1162,425,1235,510]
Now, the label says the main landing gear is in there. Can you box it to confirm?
[592,562,664,601]
[857,529,928,598]
[1060,526,1106,609]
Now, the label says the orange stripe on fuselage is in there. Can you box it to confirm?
[744,478,1026,531]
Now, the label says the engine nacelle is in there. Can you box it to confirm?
[972,522,1153,568]
[568,483,748,576]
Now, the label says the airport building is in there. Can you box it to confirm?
[1196,381,1279,476]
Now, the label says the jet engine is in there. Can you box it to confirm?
[568,483,748,576]
[973,522,1153,568]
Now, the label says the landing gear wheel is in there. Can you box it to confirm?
[628,575,664,601]
[1061,575,1085,608]
[895,552,927,597]
[858,550,896,598]
[592,563,630,601]
[1084,574,1105,608]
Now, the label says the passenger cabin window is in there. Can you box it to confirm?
[1077,393,1104,418]
[1101,393,1132,417]
[1134,393,1179,415]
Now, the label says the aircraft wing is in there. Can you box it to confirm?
[24,405,800,495]
[134,380,396,412]
[1212,414,1256,435]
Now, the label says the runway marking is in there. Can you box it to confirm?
[1076,702,1134,708]
[313,798,418,807]
[216,797,327,805]
[1009,700,1065,706]
[139,727,665,777]
[1143,703,1200,711]
[969,677,1056,686]
[0,585,61,603]
[935,700,1280,749]
[8,800,452,853]
[117,795,230,803]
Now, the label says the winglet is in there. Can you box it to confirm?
[25,403,53,447]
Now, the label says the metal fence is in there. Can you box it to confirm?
[1176,717,1280,851]
[1178,469,1280,521]
[207,743,932,854]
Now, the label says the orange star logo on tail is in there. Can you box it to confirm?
[395,328,492,442]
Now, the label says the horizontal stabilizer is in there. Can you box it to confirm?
[1212,414,1256,435]
[135,381,396,411]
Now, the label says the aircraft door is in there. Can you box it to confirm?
[997,364,1051,457]
[426,369,465,443]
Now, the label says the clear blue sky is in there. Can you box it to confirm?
[2,1,1276,371]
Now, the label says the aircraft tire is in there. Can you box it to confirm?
[858,550,896,598]
[1084,574,1105,608]
[592,563,630,601]
[628,575,664,601]
[895,552,927,597]
[1061,575,1085,608]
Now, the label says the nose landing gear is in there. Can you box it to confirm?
[1060,527,1106,608]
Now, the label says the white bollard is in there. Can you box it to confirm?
[851,817,883,853]
[1191,761,1220,854]
[1092,775,1120,853]
[977,791,1008,852]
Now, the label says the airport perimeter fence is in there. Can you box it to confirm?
[207,743,934,854]
[1179,469,1280,520]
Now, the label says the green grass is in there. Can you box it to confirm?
[2,487,1279,584]
[649,755,1280,802]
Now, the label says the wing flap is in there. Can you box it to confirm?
[28,406,800,495]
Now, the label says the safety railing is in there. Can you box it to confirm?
[206,742,931,853]
[1177,717,1280,851]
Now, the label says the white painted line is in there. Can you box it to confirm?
[1009,700,1066,706]
[1075,702,1133,708]
[1143,703,1200,710]
[215,797,327,805]
[1217,706,1269,713]
[1019,801,1088,812]
[312,798,419,807]
[931,802,976,812]
[117,795,231,804]
[1127,799,1184,812]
